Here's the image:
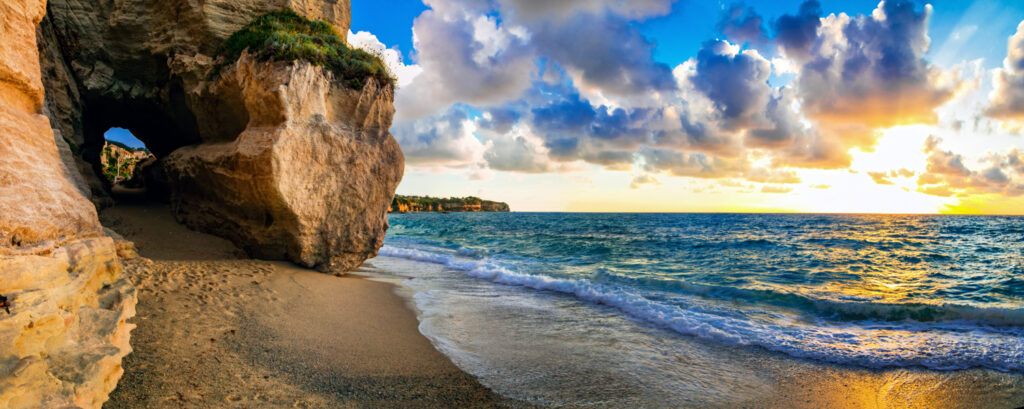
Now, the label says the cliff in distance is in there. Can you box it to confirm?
[390,195,511,213]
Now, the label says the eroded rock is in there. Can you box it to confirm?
[164,54,403,273]
[0,0,137,407]
[0,238,136,409]
[34,0,399,274]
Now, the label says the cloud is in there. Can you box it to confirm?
[867,168,915,185]
[530,12,677,96]
[480,124,557,173]
[793,1,959,129]
[916,135,1024,197]
[390,107,486,167]
[985,20,1024,124]
[773,0,822,61]
[689,40,771,130]
[761,185,794,194]
[717,3,767,46]
[348,30,423,87]
[495,0,675,22]
[766,0,964,169]
[395,10,534,119]
[629,173,661,189]
[384,0,979,198]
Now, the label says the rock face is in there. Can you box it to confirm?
[0,238,136,409]
[3,0,393,406]
[164,54,403,273]
[33,0,402,273]
[0,0,137,407]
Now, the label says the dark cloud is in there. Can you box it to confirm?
[763,0,962,169]
[494,0,675,22]
[746,87,805,148]
[478,107,523,133]
[773,0,822,61]
[717,3,767,45]
[531,93,598,133]
[531,12,677,95]
[690,40,771,130]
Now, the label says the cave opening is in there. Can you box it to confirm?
[99,127,156,202]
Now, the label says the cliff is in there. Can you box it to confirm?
[99,141,151,185]
[32,0,401,272]
[0,0,402,407]
[0,0,136,407]
[390,195,511,213]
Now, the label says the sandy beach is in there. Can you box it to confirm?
[99,199,522,408]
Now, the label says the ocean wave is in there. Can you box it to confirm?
[376,245,1024,372]
[591,274,1024,327]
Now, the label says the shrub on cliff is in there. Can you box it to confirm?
[216,10,394,90]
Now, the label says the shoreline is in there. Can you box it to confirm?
[369,243,1024,409]
[100,201,524,408]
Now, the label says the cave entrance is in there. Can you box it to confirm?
[101,127,154,201]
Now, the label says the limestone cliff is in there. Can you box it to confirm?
[0,0,137,407]
[1,0,401,406]
[390,195,512,213]
[34,0,402,273]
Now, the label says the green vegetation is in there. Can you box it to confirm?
[391,195,511,212]
[216,10,394,90]
[101,142,149,185]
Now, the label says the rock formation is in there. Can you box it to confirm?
[2,0,401,406]
[0,0,136,407]
[34,0,402,272]
[164,53,403,273]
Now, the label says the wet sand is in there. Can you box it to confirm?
[100,200,521,408]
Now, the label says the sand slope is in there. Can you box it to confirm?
[101,202,519,408]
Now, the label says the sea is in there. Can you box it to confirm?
[364,213,1024,407]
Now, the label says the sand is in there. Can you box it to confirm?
[100,200,522,408]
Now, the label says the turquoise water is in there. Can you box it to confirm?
[377,213,1024,374]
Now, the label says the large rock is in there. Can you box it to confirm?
[0,0,136,407]
[164,54,404,273]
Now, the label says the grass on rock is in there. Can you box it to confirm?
[217,10,394,90]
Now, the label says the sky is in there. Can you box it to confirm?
[108,1,1024,213]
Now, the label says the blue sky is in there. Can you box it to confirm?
[104,127,146,149]
[353,1,1024,68]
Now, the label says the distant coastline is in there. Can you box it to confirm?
[389,195,510,213]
